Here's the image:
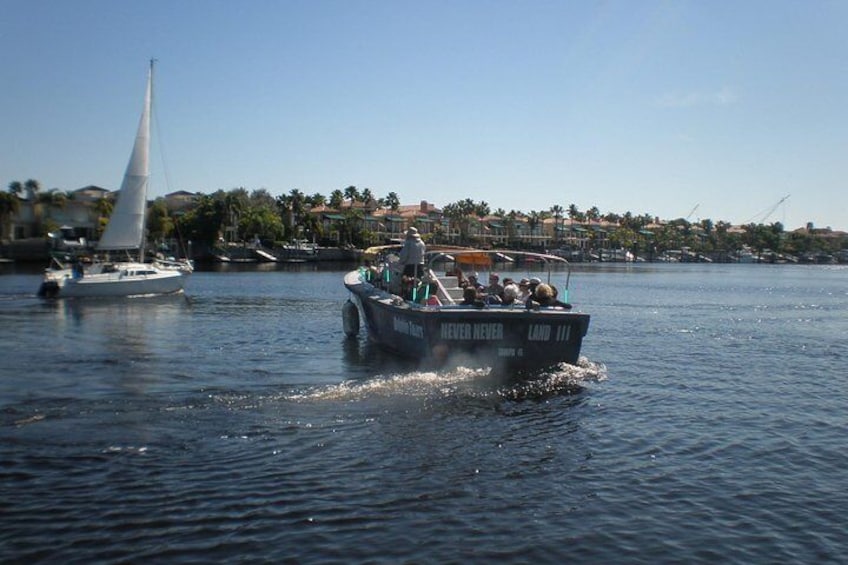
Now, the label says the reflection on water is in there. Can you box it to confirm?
[56,292,191,323]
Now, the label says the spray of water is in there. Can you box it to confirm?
[290,357,607,403]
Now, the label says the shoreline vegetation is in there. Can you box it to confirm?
[2,181,846,265]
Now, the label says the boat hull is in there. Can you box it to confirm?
[345,271,590,373]
[38,266,186,298]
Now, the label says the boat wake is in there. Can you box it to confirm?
[496,356,607,401]
[290,357,606,403]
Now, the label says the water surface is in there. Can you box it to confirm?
[1,263,846,563]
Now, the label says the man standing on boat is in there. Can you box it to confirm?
[399,227,425,279]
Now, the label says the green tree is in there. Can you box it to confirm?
[609,225,637,252]
[250,188,276,208]
[9,179,45,235]
[442,199,476,245]
[383,191,400,211]
[147,199,175,243]
[527,210,542,247]
[0,191,21,240]
[240,204,285,243]
[24,179,41,199]
[343,185,360,204]
[177,192,227,248]
[37,189,68,232]
[276,188,307,239]
[329,189,345,209]
[94,197,114,237]
[361,188,376,209]
[336,207,365,246]
[550,204,564,245]
[474,200,490,243]
[307,192,326,208]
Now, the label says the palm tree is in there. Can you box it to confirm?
[550,204,564,246]
[506,210,519,247]
[277,189,307,240]
[383,191,400,211]
[474,200,490,243]
[38,189,68,218]
[301,211,322,243]
[308,193,326,208]
[527,210,541,247]
[223,188,249,241]
[0,191,20,240]
[329,189,345,209]
[343,185,360,205]
[360,188,379,215]
[442,200,475,245]
[24,180,49,235]
[24,179,42,199]
[8,179,43,235]
[568,203,583,222]
[338,208,365,246]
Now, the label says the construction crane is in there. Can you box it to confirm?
[685,204,700,222]
[747,194,790,224]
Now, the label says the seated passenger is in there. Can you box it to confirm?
[550,284,572,308]
[517,278,532,303]
[450,266,468,289]
[502,281,520,305]
[461,286,486,308]
[484,273,504,298]
[526,283,572,309]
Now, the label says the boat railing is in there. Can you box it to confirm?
[358,248,574,306]
[425,249,572,294]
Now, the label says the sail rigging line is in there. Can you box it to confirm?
[148,59,191,263]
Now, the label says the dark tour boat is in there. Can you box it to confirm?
[343,247,590,374]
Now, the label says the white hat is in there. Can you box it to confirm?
[406,227,420,238]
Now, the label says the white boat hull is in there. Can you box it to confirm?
[39,263,187,298]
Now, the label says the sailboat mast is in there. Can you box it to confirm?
[139,59,154,262]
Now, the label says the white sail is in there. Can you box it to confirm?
[98,64,152,251]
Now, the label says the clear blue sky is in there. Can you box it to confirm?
[3,0,846,230]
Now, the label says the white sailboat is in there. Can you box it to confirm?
[38,61,192,299]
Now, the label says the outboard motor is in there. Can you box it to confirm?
[37,280,60,299]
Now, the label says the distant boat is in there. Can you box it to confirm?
[278,239,318,262]
[343,247,591,374]
[38,61,191,299]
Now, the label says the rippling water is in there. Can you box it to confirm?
[1,263,846,563]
